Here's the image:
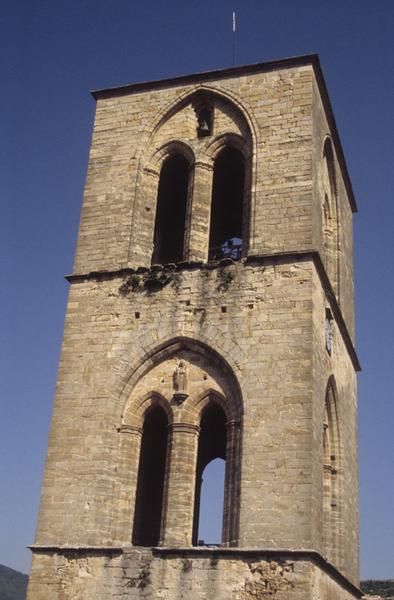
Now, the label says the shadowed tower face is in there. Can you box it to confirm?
[27,55,360,600]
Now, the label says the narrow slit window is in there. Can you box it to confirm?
[208,147,245,261]
[132,405,168,546]
[323,380,340,565]
[322,139,339,296]
[152,154,190,265]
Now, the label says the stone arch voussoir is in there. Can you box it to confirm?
[190,388,239,422]
[122,391,173,429]
[203,132,251,163]
[116,328,245,429]
[146,84,258,151]
[146,140,195,176]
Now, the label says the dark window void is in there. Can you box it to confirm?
[193,403,227,545]
[208,147,245,261]
[132,405,168,546]
[152,154,190,264]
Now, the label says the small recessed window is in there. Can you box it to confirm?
[135,311,140,319]
[325,308,333,355]
[197,106,213,138]
[221,306,227,313]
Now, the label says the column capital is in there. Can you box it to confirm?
[169,422,201,435]
[117,424,142,436]
[195,159,214,172]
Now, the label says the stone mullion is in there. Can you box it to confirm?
[115,425,142,545]
[131,168,159,267]
[223,419,239,546]
[161,422,200,547]
[187,161,213,262]
[242,153,254,256]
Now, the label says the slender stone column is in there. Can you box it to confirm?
[113,425,142,544]
[187,160,213,262]
[161,422,200,546]
[223,419,240,546]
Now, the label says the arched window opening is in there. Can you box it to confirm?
[132,405,168,546]
[193,403,227,545]
[208,147,245,261]
[322,139,339,296]
[152,154,190,265]
[197,458,225,544]
[197,106,213,138]
[323,381,340,564]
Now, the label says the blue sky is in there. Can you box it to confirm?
[1,0,393,579]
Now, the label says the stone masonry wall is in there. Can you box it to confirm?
[312,77,355,339]
[311,263,359,584]
[34,258,315,550]
[29,57,359,600]
[73,65,314,274]
[27,549,359,600]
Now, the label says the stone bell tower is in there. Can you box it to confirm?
[27,54,361,600]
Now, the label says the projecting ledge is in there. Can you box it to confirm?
[29,545,361,597]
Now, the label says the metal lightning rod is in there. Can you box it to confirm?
[232,11,236,66]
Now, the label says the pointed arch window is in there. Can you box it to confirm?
[152,153,190,265]
[323,379,341,565]
[132,405,168,546]
[208,147,245,261]
[322,139,339,296]
[193,402,227,545]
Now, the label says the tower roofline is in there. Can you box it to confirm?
[91,54,357,213]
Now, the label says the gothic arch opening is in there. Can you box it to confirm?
[208,147,245,261]
[198,458,226,544]
[121,337,243,548]
[193,402,227,545]
[322,138,339,297]
[152,153,190,264]
[132,404,168,546]
[323,377,341,565]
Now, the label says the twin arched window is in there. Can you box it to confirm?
[152,145,246,265]
[130,395,238,548]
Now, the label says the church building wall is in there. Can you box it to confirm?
[311,264,359,584]
[311,77,355,339]
[34,258,315,551]
[28,55,360,600]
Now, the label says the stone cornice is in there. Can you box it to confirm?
[65,250,360,372]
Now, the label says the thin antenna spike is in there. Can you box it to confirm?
[232,11,236,66]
